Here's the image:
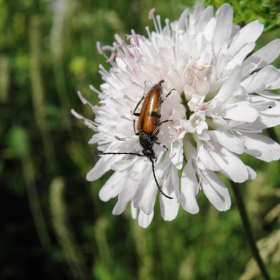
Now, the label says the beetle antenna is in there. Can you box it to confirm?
[150,158,173,199]
[96,150,144,157]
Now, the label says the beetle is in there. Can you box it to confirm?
[97,80,174,199]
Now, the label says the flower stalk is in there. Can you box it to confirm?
[231,181,271,280]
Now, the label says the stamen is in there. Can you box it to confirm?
[148,8,156,20]
[164,153,176,163]
[156,15,162,33]
[71,109,84,119]
[110,97,125,106]
[77,91,87,104]
[115,135,127,141]
[96,41,102,54]
[84,120,98,131]
[89,85,102,95]
[106,53,115,62]
[165,18,171,36]
[121,115,133,122]
[145,26,152,41]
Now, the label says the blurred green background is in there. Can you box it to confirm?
[1,0,280,279]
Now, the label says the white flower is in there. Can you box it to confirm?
[72,4,280,228]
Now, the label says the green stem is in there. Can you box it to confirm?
[230,181,271,280]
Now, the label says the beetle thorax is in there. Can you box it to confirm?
[139,132,156,159]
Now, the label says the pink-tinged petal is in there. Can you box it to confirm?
[160,176,180,221]
[198,146,220,171]
[213,4,233,53]
[242,39,280,72]
[243,133,280,162]
[208,143,248,182]
[138,181,157,215]
[86,157,113,181]
[201,169,231,211]
[138,210,154,228]
[181,161,199,214]
[229,21,263,56]
[222,101,258,123]
[215,66,241,100]
[112,200,128,215]
[99,171,127,201]
[208,130,244,154]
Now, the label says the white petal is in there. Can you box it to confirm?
[132,171,151,208]
[131,203,138,219]
[209,143,248,182]
[160,176,180,221]
[201,169,231,211]
[86,157,113,181]
[222,101,259,123]
[242,39,280,71]
[208,130,244,154]
[171,165,180,202]
[213,4,233,53]
[229,21,263,56]
[257,91,280,99]
[198,146,220,171]
[246,166,257,180]
[241,65,280,93]
[248,101,280,129]
[138,210,154,228]
[243,133,280,162]
[244,149,262,157]
[269,76,280,90]
[112,200,128,215]
[99,171,126,201]
[118,177,138,203]
[227,43,255,69]
[215,66,241,100]
[138,180,157,215]
[181,160,200,214]
[88,134,103,144]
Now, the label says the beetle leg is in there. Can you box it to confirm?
[152,119,173,137]
[158,88,175,106]
[165,88,175,98]
[133,95,145,116]
[155,142,169,151]
[133,119,140,135]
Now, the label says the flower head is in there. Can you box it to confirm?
[72,4,280,228]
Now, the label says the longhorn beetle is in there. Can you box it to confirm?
[97,80,174,199]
